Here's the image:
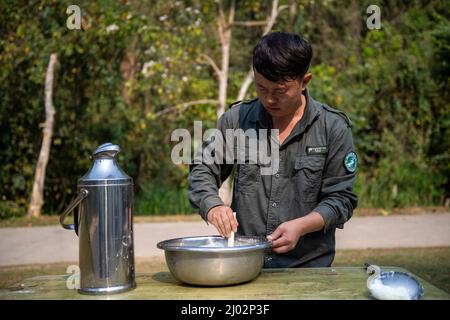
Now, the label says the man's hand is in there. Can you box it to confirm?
[207,205,238,238]
[267,212,325,254]
[267,219,304,254]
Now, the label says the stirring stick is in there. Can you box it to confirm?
[228,212,237,247]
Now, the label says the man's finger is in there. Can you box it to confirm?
[219,212,231,237]
[267,226,284,242]
[219,212,231,238]
[272,244,292,254]
[214,213,226,237]
[271,236,289,248]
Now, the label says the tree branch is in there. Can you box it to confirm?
[228,0,236,25]
[237,68,255,101]
[232,21,268,27]
[200,53,222,78]
[154,99,219,117]
[217,0,226,44]
[264,1,286,34]
[218,0,226,24]
[237,0,286,101]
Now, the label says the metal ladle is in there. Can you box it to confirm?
[365,263,424,300]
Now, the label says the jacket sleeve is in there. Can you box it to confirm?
[313,120,358,232]
[188,114,234,221]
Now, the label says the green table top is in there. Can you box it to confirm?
[1,267,448,300]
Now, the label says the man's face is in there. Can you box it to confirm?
[254,70,310,118]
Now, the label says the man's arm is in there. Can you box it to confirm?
[313,120,358,231]
[188,113,237,236]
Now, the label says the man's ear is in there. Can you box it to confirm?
[301,72,312,90]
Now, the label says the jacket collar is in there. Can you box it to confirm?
[250,89,321,134]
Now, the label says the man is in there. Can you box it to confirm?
[188,32,358,268]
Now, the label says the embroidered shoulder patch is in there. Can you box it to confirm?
[344,151,358,173]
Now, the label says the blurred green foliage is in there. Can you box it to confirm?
[0,0,449,217]
[135,181,195,215]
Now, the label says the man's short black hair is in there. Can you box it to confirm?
[253,32,313,83]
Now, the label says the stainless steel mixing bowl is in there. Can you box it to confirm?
[157,235,271,286]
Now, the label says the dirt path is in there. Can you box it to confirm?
[1,213,449,266]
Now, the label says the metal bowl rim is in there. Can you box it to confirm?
[157,235,271,253]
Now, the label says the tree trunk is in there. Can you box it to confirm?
[289,0,298,32]
[237,0,282,101]
[350,0,362,64]
[216,0,283,206]
[120,51,137,106]
[28,53,58,218]
[217,0,235,206]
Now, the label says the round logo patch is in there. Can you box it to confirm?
[344,152,358,173]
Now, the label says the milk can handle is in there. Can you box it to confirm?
[60,188,89,234]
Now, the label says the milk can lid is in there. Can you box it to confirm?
[92,142,120,158]
[78,142,131,183]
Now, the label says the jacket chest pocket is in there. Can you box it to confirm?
[293,156,325,202]
[237,164,261,194]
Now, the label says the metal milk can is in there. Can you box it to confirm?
[60,142,136,295]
